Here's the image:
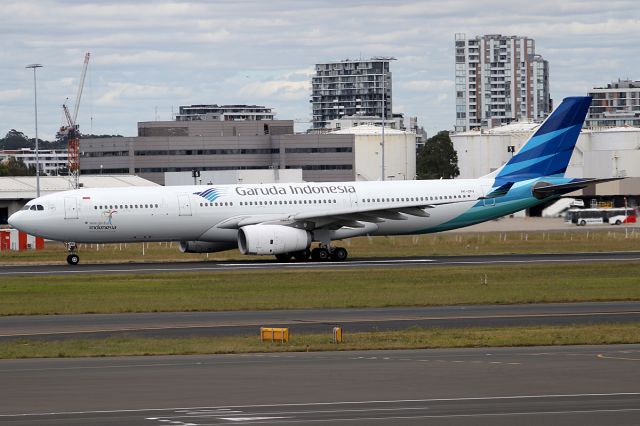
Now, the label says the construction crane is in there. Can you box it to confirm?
[59,52,90,189]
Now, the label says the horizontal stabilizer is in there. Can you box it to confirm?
[532,177,623,199]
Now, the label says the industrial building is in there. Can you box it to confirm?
[333,125,416,181]
[586,80,640,128]
[311,57,394,130]
[164,169,304,186]
[80,119,357,184]
[451,123,640,209]
[80,114,418,186]
[454,33,551,132]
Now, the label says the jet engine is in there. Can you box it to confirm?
[179,241,237,253]
[238,224,311,255]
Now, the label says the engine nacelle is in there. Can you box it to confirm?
[179,241,237,253]
[238,224,311,255]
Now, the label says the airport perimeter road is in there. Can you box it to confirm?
[2,301,640,341]
[2,251,640,276]
[1,345,640,425]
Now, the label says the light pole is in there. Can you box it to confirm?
[26,63,43,197]
[379,57,396,181]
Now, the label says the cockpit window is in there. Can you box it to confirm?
[25,204,44,211]
[30,205,37,211]
[22,205,31,211]
[37,205,44,211]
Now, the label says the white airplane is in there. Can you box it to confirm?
[9,96,616,265]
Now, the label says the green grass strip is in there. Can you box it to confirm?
[3,323,640,359]
[2,262,640,316]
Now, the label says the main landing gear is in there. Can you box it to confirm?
[275,245,348,262]
[65,242,80,265]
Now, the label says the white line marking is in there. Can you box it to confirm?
[220,417,290,422]
[226,408,640,424]
[2,392,639,417]
[597,354,640,361]
[225,259,436,267]
[3,255,639,276]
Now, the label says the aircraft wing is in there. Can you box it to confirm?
[215,197,477,230]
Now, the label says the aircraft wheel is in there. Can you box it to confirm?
[579,220,587,226]
[615,220,622,225]
[311,247,330,261]
[331,247,348,261]
[275,252,293,262]
[67,254,80,265]
[293,249,311,262]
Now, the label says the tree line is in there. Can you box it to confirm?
[0,129,122,177]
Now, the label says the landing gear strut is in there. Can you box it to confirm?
[65,242,80,265]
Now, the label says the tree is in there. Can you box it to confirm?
[416,131,459,180]
[0,157,37,176]
[1,129,32,150]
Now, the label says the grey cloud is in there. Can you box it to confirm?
[2,0,639,140]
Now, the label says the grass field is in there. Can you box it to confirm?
[2,227,639,359]
[2,262,640,315]
[2,323,639,359]
[1,228,639,265]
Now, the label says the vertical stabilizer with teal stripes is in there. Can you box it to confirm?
[492,96,591,183]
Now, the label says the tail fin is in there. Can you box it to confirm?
[492,96,591,182]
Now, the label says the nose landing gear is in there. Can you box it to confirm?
[65,242,80,265]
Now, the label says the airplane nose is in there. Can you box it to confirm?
[7,212,22,230]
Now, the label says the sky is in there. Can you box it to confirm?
[1,0,639,141]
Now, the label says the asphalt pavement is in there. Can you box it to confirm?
[2,301,640,341]
[1,345,639,425]
[2,251,640,276]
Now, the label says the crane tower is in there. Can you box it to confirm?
[59,52,90,189]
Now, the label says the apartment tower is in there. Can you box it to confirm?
[454,34,551,132]
[311,58,394,130]
[586,79,640,128]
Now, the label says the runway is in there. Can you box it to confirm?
[2,250,640,276]
[2,301,640,341]
[1,345,639,425]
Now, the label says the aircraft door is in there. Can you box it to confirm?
[178,194,192,216]
[64,197,79,219]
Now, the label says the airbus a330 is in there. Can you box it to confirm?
[9,96,616,264]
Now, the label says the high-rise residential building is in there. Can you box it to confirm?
[175,104,275,121]
[586,80,640,128]
[311,58,394,130]
[454,34,551,132]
